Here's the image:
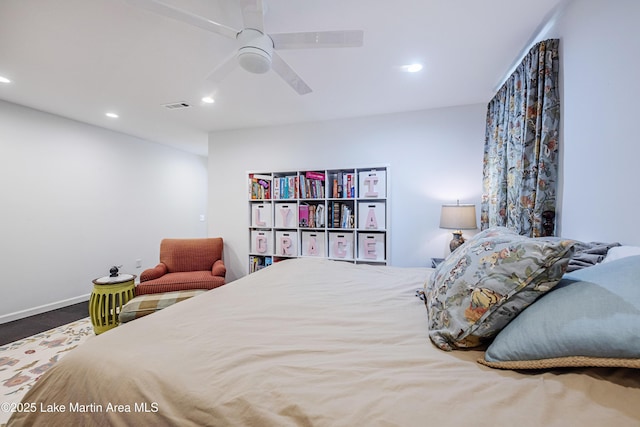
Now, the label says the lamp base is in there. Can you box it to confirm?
[449,231,465,252]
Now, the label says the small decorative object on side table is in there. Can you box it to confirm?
[89,271,136,335]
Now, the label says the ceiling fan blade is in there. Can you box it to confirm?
[205,51,239,85]
[126,0,239,39]
[271,52,312,95]
[238,0,264,32]
[270,30,364,50]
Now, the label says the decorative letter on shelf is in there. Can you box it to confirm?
[363,176,379,197]
[280,208,291,227]
[333,236,347,258]
[307,236,318,255]
[280,236,292,255]
[365,207,378,229]
[364,238,377,259]
[256,235,267,253]
[254,207,266,226]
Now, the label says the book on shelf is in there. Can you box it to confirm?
[300,173,325,199]
[250,174,271,200]
[341,204,355,228]
[299,204,309,227]
[290,176,298,199]
[313,179,324,198]
[346,173,355,198]
[315,204,325,227]
[301,203,322,228]
[307,178,313,198]
[305,171,325,181]
[299,178,306,200]
[308,205,315,228]
[329,172,355,198]
[250,255,273,273]
[274,175,298,199]
[283,177,290,199]
[328,201,355,229]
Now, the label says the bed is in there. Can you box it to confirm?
[8,252,640,426]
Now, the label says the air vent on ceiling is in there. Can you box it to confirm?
[162,102,191,110]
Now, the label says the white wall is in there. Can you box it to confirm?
[550,0,640,244]
[208,104,486,280]
[208,0,640,281]
[0,100,208,322]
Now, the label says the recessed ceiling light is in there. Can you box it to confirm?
[202,96,215,104]
[0,76,11,83]
[404,63,423,73]
[105,112,119,118]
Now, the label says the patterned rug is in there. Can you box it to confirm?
[0,318,94,425]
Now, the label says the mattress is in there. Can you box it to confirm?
[8,258,640,426]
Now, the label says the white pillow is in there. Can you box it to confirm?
[602,246,640,263]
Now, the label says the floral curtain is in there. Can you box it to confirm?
[480,38,560,237]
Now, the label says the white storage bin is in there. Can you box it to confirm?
[250,230,273,255]
[275,230,298,256]
[251,202,272,227]
[358,170,386,198]
[358,233,385,261]
[301,231,326,257]
[275,203,298,228]
[358,202,386,230]
[329,232,354,260]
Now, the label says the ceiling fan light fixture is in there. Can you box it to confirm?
[238,47,272,74]
[236,28,273,74]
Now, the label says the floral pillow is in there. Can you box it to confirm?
[425,227,575,351]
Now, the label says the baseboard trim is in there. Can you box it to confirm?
[0,294,91,324]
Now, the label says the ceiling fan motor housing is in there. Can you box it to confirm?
[237,28,274,74]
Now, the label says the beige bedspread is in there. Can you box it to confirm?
[8,258,640,426]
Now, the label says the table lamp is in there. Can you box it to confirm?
[440,201,477,252]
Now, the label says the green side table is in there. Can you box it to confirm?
[89,274,136,335]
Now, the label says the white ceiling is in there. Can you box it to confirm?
[0,0,565,156]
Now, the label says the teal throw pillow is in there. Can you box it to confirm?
[480,255,640,369]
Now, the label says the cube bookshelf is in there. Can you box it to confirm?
[248,167,389,273]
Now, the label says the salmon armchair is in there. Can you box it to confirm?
[137,238,226,296]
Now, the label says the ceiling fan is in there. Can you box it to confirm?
[126,0,364,95]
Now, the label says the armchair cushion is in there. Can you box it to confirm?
[137,272,225,295]
[160,238,223,273]
[137,237,226,296]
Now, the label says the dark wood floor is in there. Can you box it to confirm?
[0,301,89,346]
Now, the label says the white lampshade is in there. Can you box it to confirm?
[439,203,477,230]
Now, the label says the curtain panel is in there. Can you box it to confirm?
[481,38,560,237]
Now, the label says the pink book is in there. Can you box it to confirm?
[305,171,326,181]
[299,204,310,227]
